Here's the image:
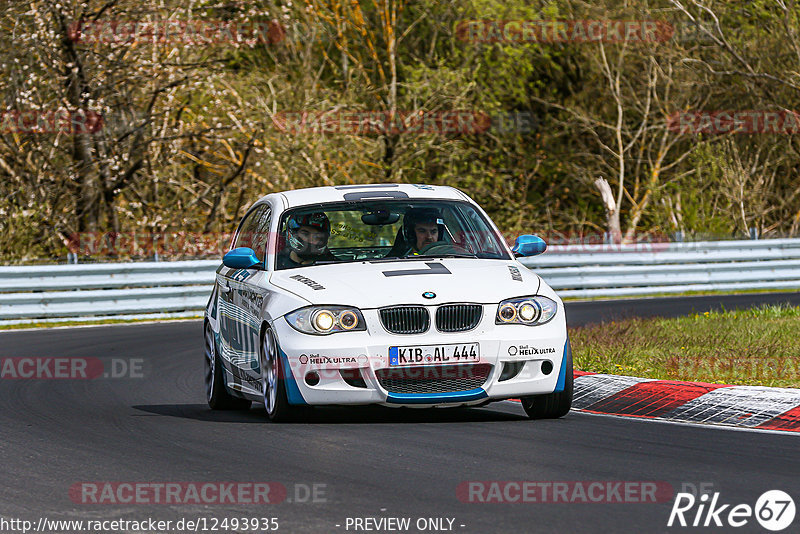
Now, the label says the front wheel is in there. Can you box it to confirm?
[521,340,573,419]
[204,322,251,410]
[261,327,306,423]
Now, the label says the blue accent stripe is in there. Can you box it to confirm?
[553,340,569,392]
[277,347,307,405]
[386,388,487,405]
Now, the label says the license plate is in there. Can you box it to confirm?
[389,343,479,366]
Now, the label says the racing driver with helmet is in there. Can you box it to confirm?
[277,212,337,269]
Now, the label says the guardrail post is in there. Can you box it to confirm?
[672,231,684,243]
[749,227,759,240]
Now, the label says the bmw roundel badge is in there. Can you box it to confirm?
[422,291,436,299]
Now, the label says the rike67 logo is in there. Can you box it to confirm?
[668,490,795,531]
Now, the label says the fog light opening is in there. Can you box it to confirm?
[541,360,554,375]
[305,371,320,386]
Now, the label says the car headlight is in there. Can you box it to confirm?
[495,296,557,326]
[285,306,367,335]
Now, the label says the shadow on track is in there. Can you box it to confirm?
[132,403,529,424]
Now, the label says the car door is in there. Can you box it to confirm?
[218,206,266,389]
[232,205,272,387]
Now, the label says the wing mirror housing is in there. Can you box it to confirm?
[511,235,547,257]
[222,247,262,269]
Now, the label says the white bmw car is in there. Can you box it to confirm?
[203,183,572,422]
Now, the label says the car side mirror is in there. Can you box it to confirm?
[223,247,262,269]
[512,235,547,257]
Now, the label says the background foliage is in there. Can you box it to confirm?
[1,0,799,261]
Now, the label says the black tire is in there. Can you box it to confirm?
[204,322,251,410]
[261,327,306,423]
[521,339,573,419]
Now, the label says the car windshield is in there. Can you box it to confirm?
[275,200,511,269]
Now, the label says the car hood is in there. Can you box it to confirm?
[269,258,541,308]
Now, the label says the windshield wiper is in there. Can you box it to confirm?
[419,253,478,259]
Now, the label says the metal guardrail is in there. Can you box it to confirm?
[0,261,217,323]
[520,238,800,298]
[1,238,800,323]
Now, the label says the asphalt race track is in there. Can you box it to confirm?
[1,293,799,534]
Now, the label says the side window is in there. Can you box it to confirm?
[232,206,266,252]
[448,205,500,255]
[251,207,272,262]
[465,206,502,255]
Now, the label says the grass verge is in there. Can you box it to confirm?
[571,304,800,388]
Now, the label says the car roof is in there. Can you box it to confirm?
[267,183,470,209]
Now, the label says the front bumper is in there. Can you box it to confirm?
[272,305,568,408]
